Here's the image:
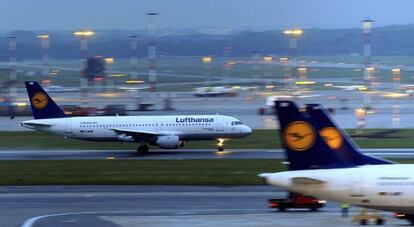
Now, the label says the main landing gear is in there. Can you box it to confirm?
[217,138,225,152]
[137,144,149,155]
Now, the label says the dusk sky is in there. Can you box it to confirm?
[3,0,414,31]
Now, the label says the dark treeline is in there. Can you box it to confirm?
[2,25,414,60]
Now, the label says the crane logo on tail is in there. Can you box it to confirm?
[31,92,48,110]
[319,127,343,150]
[283,121,315,151]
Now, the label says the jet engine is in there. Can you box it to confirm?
[156,135,180,149]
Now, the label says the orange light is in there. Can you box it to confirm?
[279,57,289,63]
[263,56,273,62]
[74,30,95,37]
[392,68,401,74]
[298,67,307,72]
[126,80,145,84]
[104,58,114,64]
[283,29,303,36]
[366,67,375,72]
[355,108,366,117]
[37,34,49,39]
[202,56,212,64]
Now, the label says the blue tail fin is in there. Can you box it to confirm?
[25,81,67,119]
[305,104,393,165]
[274,100,355,170]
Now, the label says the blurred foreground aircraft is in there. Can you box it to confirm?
[261,101,414,224]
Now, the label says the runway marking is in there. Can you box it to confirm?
[20,208,357,227]
[21,210,132,227]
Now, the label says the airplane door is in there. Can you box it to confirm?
[216,116,224,132]
[65,120,73,135]
[349,172,366,197]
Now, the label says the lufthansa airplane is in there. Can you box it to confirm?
[261,101,414,224]
[21,81,252,154]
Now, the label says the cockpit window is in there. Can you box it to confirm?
[231,121,243,125]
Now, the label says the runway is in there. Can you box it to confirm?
[0,185,403,227]
[0,148,413,160]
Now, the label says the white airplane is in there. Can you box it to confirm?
[261,101,414,224]
[192,86,238,97]
[21,81,252,154]
[333,85,367,91]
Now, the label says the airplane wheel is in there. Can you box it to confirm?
[218,147,224,152]
[376,218,385,225]
[137,145,149,155]
[360,219,368,225]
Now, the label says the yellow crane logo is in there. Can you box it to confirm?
[31,92,48,110]
[319,127,343,150]
[283,121,315,151]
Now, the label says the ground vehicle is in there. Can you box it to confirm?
[267,193,326,211]
[352,209,385,225]
[394,212,414,225]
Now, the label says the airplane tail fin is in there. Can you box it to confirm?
[305,104,393,165]
[24,81,67,119]
[274,100,354,170]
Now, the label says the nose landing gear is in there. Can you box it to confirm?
[137,144,149,155]
[217,138,225,152]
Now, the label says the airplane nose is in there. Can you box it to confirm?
[242,126,252,135]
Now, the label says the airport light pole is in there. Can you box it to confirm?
[391,68,401,91]
[251,50,261,85]
[263,56,274,91]
[74,30,94,106]
[37,35,50,86]
[283,29,303,91]
[279,57,291,90]
[105,58,114,92]
[147,12,158,96]
[391,67,401,128]
[202,56,212,85]
[8,36,17,100]
[223,46,233,83]
[362,19,373,109]
[129,35,139,81]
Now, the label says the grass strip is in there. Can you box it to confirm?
[0,159,412,186]
[0,159,285,185]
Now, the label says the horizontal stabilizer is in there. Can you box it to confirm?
[258,173,272,178]
[292,177,325,185]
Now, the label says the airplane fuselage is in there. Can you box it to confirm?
[266,164,414,214]
[22,114,251,144]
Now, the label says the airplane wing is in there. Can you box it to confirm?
[111,128,160,137]
[21,122,53,127]
[292,177,326,185]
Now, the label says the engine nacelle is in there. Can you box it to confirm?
[156,135,180,149]
[118,135,134,142]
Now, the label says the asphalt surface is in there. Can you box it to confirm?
[0,148,413,160]
[0,185,404,227]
